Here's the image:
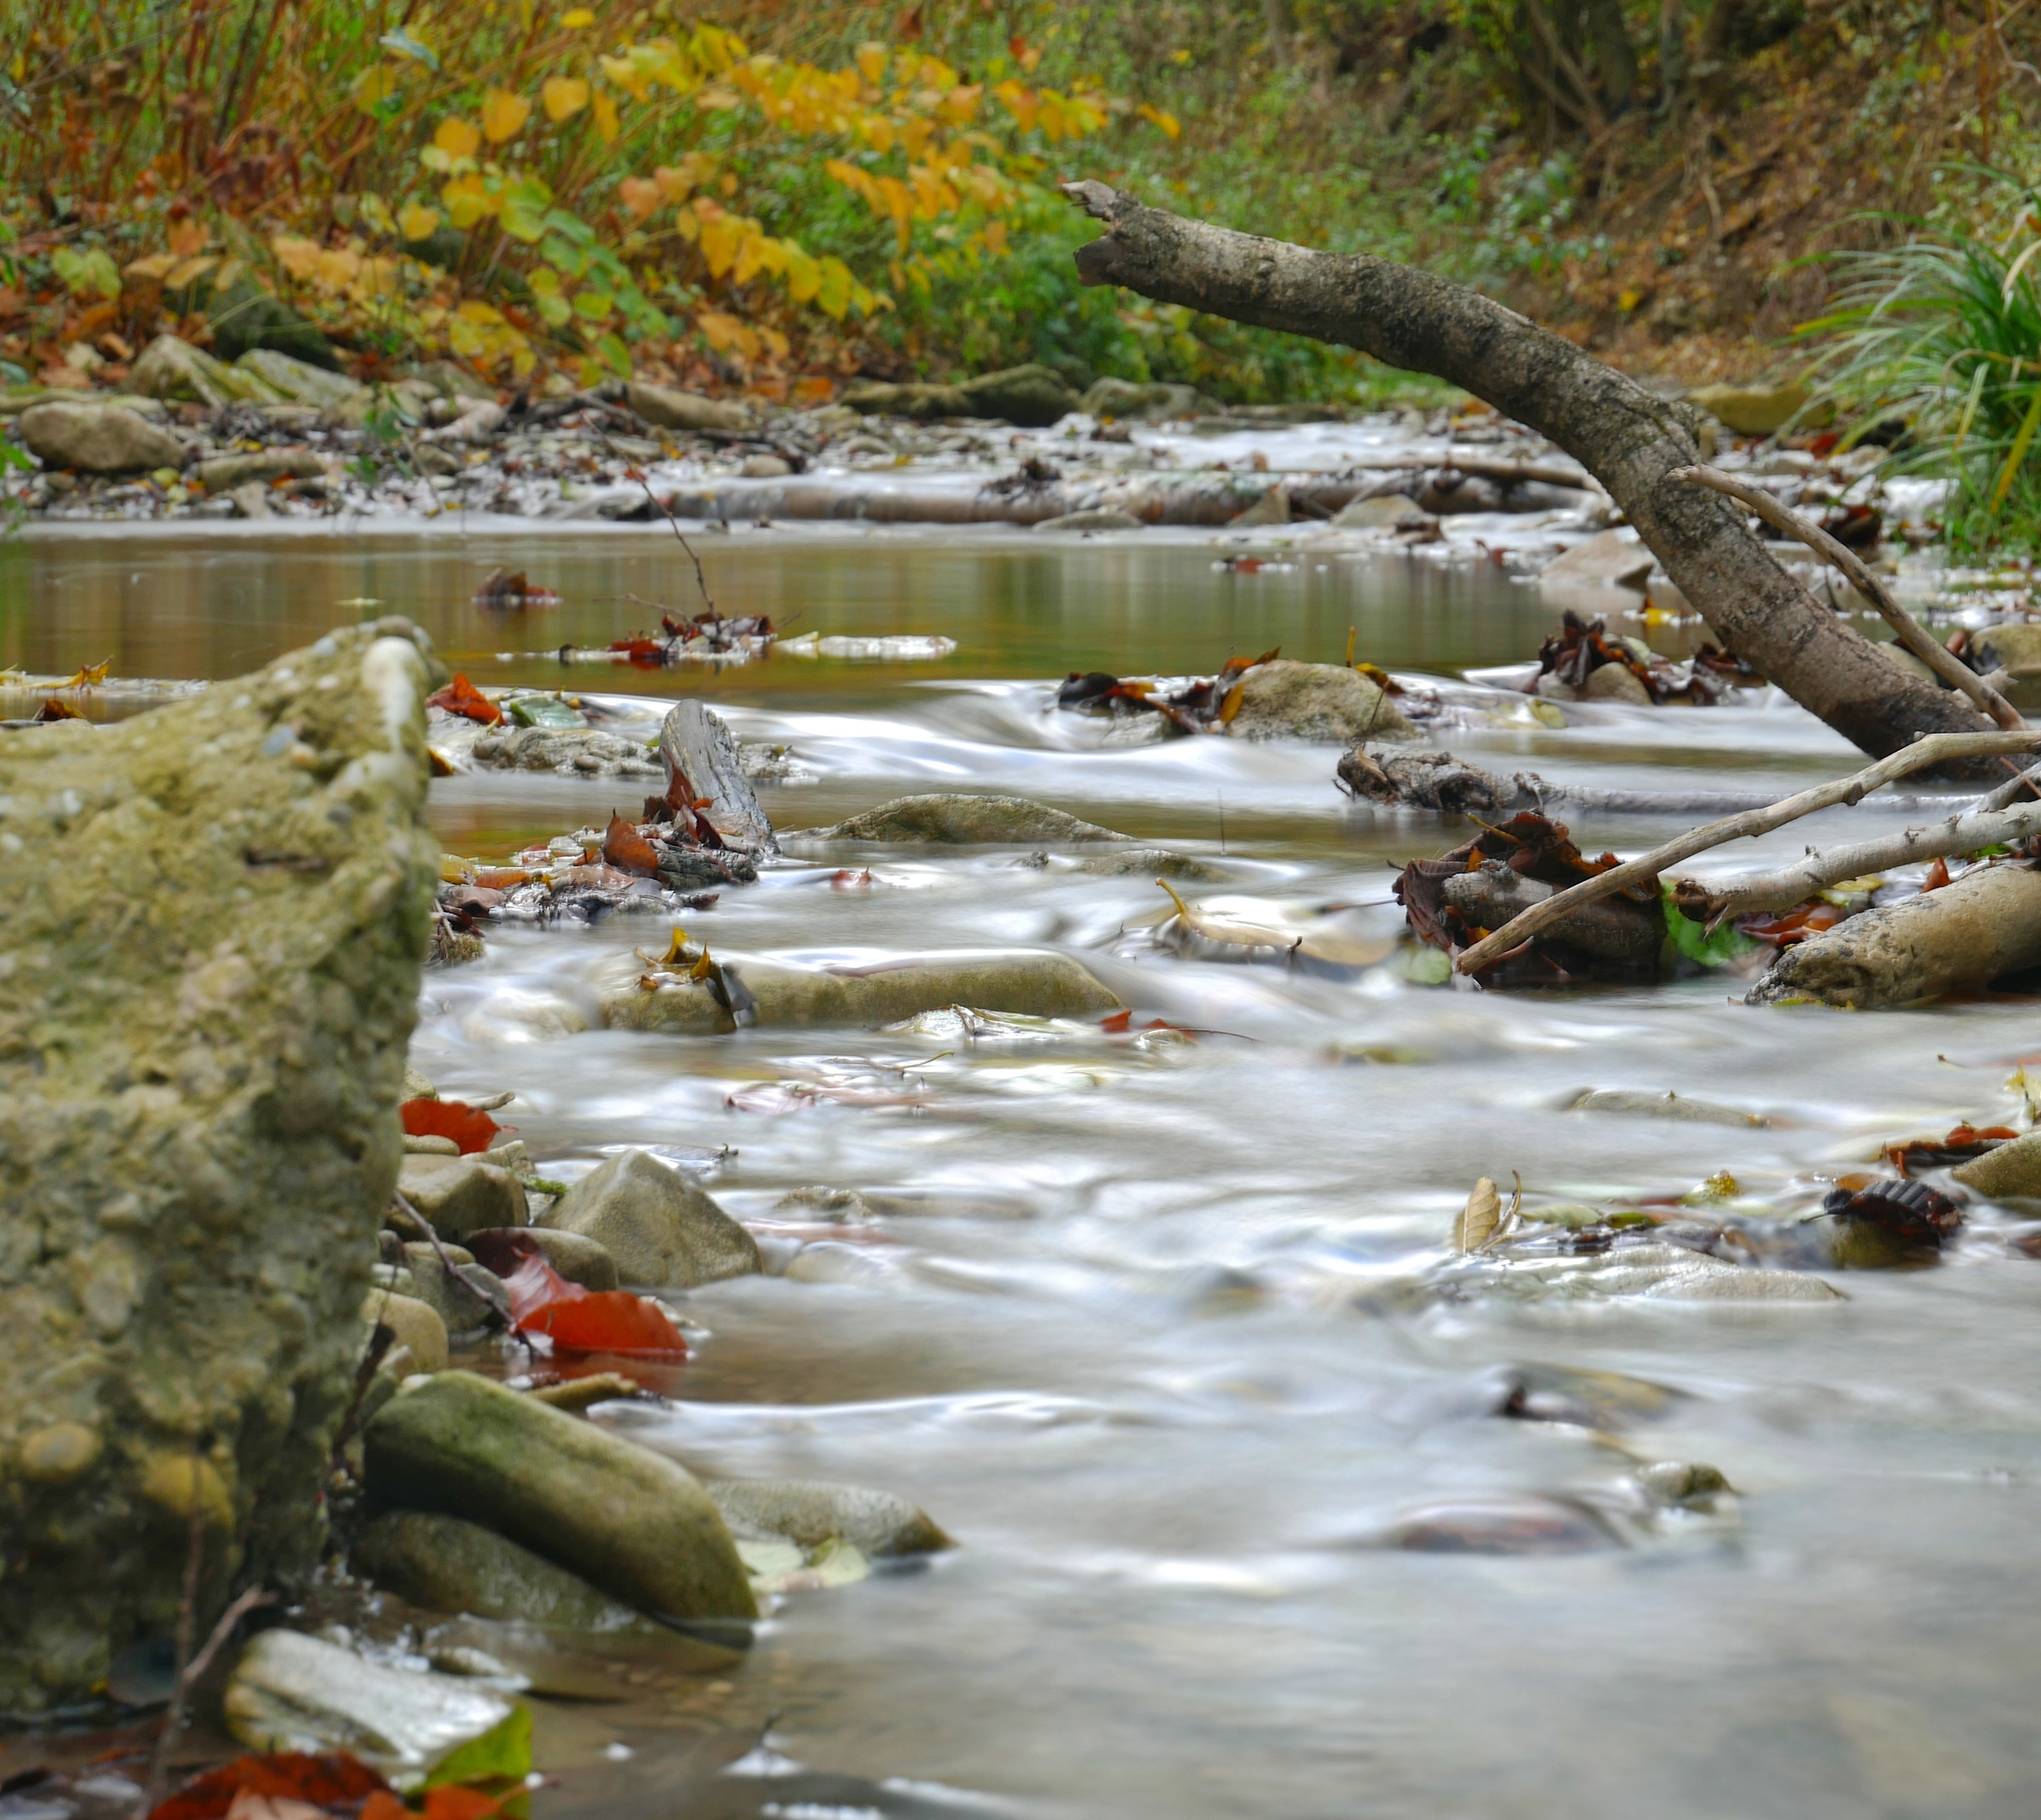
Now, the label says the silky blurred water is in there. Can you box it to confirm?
[10,521,2041,1819]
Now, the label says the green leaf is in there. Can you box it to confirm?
[572,287,613,319]
[535,292,572,327]
[1661,886,1758,969]
[427,1704,531,1788]
[596,332,632,378]
[379,27,440,70]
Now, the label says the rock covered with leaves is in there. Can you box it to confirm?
[0,621,439,1716]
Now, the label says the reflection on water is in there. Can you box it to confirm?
[15,528,2041,1818]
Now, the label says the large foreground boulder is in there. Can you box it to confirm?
[0,622,439,1716]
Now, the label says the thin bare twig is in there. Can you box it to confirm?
[1681,794,2041,920]
[598,432,717,618]
[1452,729,2041,973]
[1671,464,2025,730]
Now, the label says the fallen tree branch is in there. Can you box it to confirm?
[1452,729,2041,974]
[1670,464,2025,731]
[1680,797,2041,920]
[1061,180,1996,765]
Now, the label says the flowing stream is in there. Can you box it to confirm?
[8,521,2041,1819]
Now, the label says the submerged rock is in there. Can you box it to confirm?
[1370,1494,1624,1555]
[797,793,1131,845]
[17,401,186,474]
[538,1149,761,1288]
[603,949,1124,1033]
[224,1629,511,1773]
[0,622,437,1715]
[1467,1241,1842,1302]
[1569,1088,1769,1128]
[363,1371,757,1623]
[1224,660,1417,743]
[706,1479,953,1559]
[353,1509,662,1635]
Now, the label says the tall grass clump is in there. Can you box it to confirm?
[1802,168,2041,555]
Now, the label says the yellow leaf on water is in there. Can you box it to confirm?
[434,117,482,159]
[1453,1178,1501,1252]
[591,90,620,143]
[481,88,532,143]
[398,203,441,242]
[542,76,590,122]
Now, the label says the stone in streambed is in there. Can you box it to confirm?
[602,949,1124,1034]
[538,1149,759,1288]
[1058,846,1231,882]
[1538,528,1654,589]
[843,363,1076,428]
[125,332,280,408]
[353,1509,664,1635]
[467,726,662,779]
[398,1152,528,1241]
[196,450,326,494]
[223,1629,511,1773]
[17,401,186,474]
[1224,660,1416,743]
[1685,381,1811,438]
[1582,662,1653,705]
[0,622,438,1716]
[1033,508,1144,532]
[1078,378,1211,421]
[1569,1088,1769,1128]
[397,1243,510,1331]
[1952,1130,2041,1199]
[798,793,1131,845]
[1331,492,1424,529]
[471,1226,620,1291]
[705,1479,953,1559]
[364,1371,756,1622]
[626,383,752,434]
[362,1290,449,1374]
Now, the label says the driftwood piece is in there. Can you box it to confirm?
[1671,465,2023,731]
[661,700,778,857]
[1452,730,2041,974]
[1060,180,1992,764]
[1681,797,2041,919]
[1748,863,2041,1007]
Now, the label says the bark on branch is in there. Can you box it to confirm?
[1450,729,2041,974]
[1061,181,1993,765]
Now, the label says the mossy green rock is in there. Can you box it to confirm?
[706,1479,953,1558]
[0,622,439,1716]
[352,1509,662,1634]
[362,1372,757,1623]
[1224,661,1416,743]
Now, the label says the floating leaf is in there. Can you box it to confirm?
[1661,887,1760,969]
[401,1098,502,1154]
[151,1752,389,1820]
[602,811,662,877]
[426,1704,532,1791]
[1453,1178,1501,1252]
[427,673,504,724]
